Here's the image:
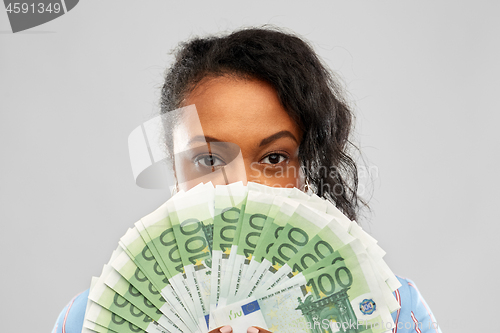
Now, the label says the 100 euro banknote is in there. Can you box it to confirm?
[215,243,394,333]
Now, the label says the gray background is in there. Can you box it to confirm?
[1,1,498,332]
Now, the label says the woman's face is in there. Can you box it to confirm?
[172,76,303,191]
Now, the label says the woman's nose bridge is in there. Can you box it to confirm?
[223,155,256,184]
[218,153,249,185]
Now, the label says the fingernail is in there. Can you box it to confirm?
[220,325,232,333]
[247,327,259,333]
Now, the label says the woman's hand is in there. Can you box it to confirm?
[247,326,272,333]
[208,325,272,333]
[208,326,233,333]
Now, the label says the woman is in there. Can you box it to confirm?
[53,27,441,333]
[161,27,360,222]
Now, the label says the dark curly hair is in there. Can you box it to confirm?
[161,26,364,221]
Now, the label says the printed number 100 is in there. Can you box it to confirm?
[6,3,62,14]
[307,268,353,298]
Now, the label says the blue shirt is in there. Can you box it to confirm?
[52,276,442,333]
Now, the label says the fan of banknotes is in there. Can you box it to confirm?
[83,182,402,333]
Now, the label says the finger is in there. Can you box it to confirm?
[247,326,272,333]
[208,325,233,333]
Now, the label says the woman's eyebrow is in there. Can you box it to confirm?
[187,135,222,146]
[259,130,298,147]
[187,131,298,147]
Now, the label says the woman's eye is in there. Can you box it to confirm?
[194,154,226,168]
[261,153,288,165]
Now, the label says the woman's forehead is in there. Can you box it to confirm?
[174,76,302,150]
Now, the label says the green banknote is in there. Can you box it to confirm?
[84,181,402,333]
[210,182,247,322]
[83,319,119,333]
[306,197,400,302]
[119,226,199,331]
[239,203,332,300]
[229,184,309,304]
[110,246,200,332]
[86,301,167,333]
[321,199,401,293]
[216,192,247,309]
[226,187,276,304]
[241,188,329,288]
[256,216,357,293]
[83,277,104,333]
[168,182,215,331]
[286,240,365,280]
[137,195,200,331]
[274,210,400,313]
[242,188,309,284]
[348,222,400,292]
[103,264,191,332]
[215,244,394,333]
[298,196,401,299]
[110,248,172,311]
[136,203,201,331]
[88,265,183,333]
[236,197,298,300]
[284,240,400,323]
